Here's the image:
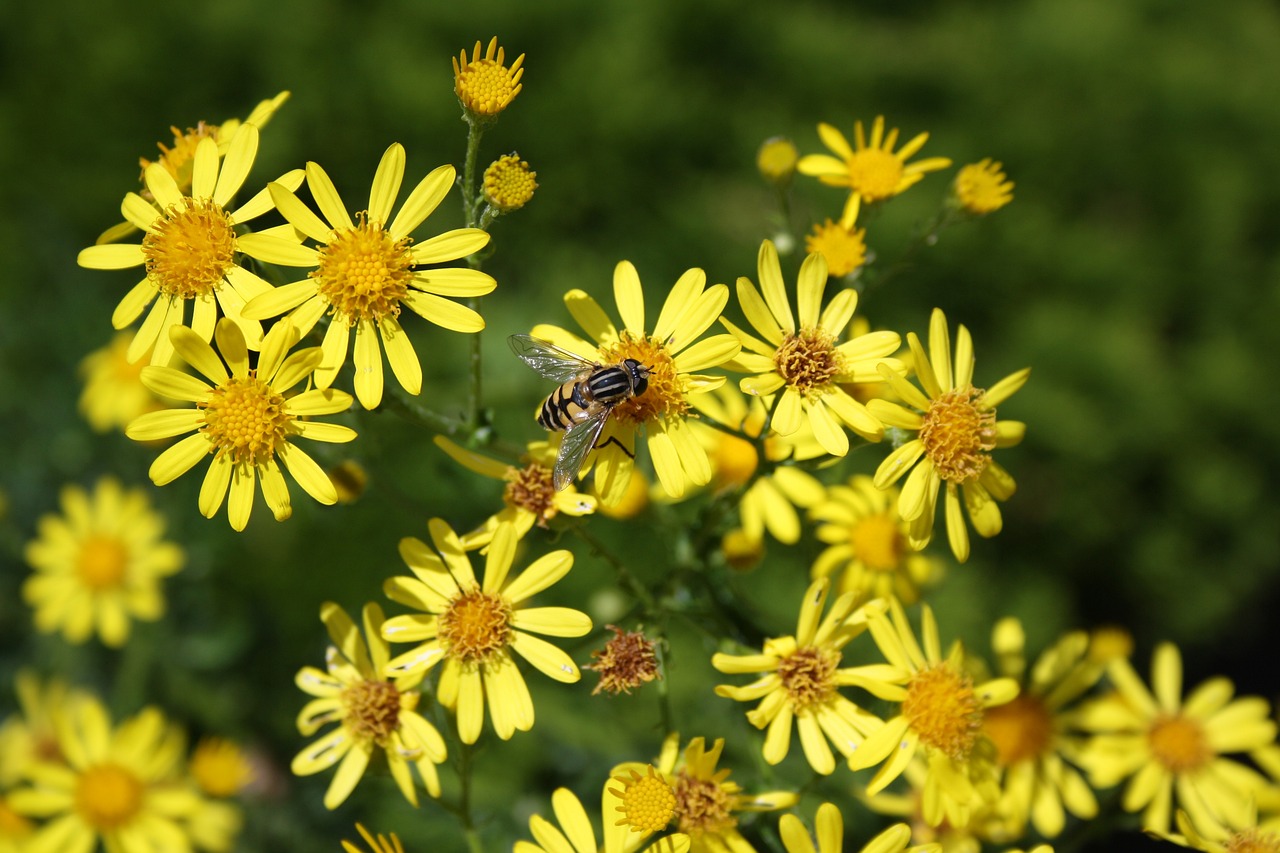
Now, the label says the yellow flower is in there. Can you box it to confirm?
[343,823,406,853]
[805,195,867,279]
[78,124,301,366]
[239,144,494,410]
[189,738,253,799]
[529,262,742,504]
[483,153,537,212]
[779,802,940,853]
[848,597,1019,829]
[381,520,592,744]
[1074,642,1277,834]
[453,37,525,118]
[1154,807,1280,853]
[953,159,1014,215]
[514,780,690,853]
[292,602,446,810]
[712,579,884,775]
[722,240,904,457]
[757,137,798,186]
[8,694,202,853]
[0,673,85,788]
[809,475,942,606]
[0,796,34,853]
[797,116,952,204]
[867,307,1030,563]
[433,435,596,548]
[78,332,166,432]
[125,318,357,531]
[22,478,184,647]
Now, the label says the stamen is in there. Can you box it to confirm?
[777,646,838,710]
[504,463,557,525]
[313,212,415,324]
[774,327,843,396]
[142,198,236,299]
[919,385,996,483]
[200,374,294,466]
[610,766,676,832]
[599,332,684,423]
[438,588,512,663]
[902,663,984,761]
[342,680,404,744]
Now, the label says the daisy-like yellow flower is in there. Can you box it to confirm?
[78,124,301,366]
[483,153,537,213]
[1074,642,1277,834]
[8,694,201,853]
[797,116,952,204]
[433,435,596,548]
[529,261,742,504]
[779,802,941,853]
[343,823,406,853]
[515,778,690,853]
[292,602,446,810]
[125,318,357,531]
[189,738,253,799]
[809,475,942,606]
[78,332,166,432]
[722,240,904,457]
[713,579,886,775]
[1156,806,1280,852]
[757,136,798,187]
[805,194,868,279]
[953,159,1014,216]
[849,597,1019,829]
[22,478,184,647]
[238,144,493,410]
[453,37,525,118]
[0,673,84,788]
[381,520,592,744]
[867,307,1030,563]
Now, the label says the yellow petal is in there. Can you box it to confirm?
[612,260,645,334]
[368,143,406,226]
[390,164,455,240]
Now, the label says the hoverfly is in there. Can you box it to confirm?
[508,334,651,491]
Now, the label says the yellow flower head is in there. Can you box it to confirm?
[125,319,358,531]
[805,194,867,279]
[757,137,799,186]
[189,737,254,799]
[381,520,592,744]
[22,478,184,647]
[483,153,538,212]
[779,803,940,853]
[797,116,952,204]
[292,602,446,810]
[78,332,167,432]
[953,159,1014,215]
[237,144,495,410]
[0,672,87,788]
[342,823,406,853]
[453,37,525,118]
[514,782,690,853]
[867,307,1030,562]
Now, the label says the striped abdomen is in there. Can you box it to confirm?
[537,365,637,432]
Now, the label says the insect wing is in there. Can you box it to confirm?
[508,334,596,383]
[553,411,608,491]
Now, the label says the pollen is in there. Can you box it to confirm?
[201,374,293,467]
[774,327,843,396]
[845,147,905,202]
[777,646,839,710]
[1226,829,1280,853]
[954,159,1014,215]
[75,763,143,831]
[982,693,1053,767]
[919,385,997,484]
[849,513,907,573]
[805,220,867,278]
[142,198,237,300]
[313,212,415,325]
[1147,713,1211,773]
[342,679,405,744]
[588,625,661,695]
[76,535,129,590]
[140,122,217,192]
[190,737,254,798]
[504,462,558,525]
[483,154,537,212]
[902,663,984,762]
[452,37,525,117]
[438,588,512,663]
[600,332,686,423]
[672,769,736,837]
[610,765,677,833]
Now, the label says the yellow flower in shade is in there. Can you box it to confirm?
[712,579,886,775]
[22,478,184,647]
[343,823,406,853]
[125,319,357,531]
[78,333,166,432]
[779,802,941,853]
[528,262,742,504]
[292,602,446,810]
[187,797,243,853]
[809,475,942,606]
[848,597,1019,829]
[78,124,302,366]
[433,435,596,548]
[189,738,253,799]
[7,695,201,853]
[238,144,494,410]
[797,116,952,204]
[867,307,1030,563]
[953,159,1014,216]
[453,37,525,118]
[757,137,798,186]
[514,779,690,853]
[381,520,592,744]
[1074,642,1277,834]
[722,240,904,457]
[0,673,84,788]
[483,153,537,212]
[1154,807,1280,853]
[976,619,1104,840]
[805,194,867,279]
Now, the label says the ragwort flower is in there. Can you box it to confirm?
[78,332,166,432]
[804,195,867,279]
[797,116,951,204]
[453,37,525,118]
[343,823,406,853]
[953,159,1014,216]
[779,802,940,853]
[514,779,690,853]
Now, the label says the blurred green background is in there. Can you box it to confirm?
[2,0,1279,850]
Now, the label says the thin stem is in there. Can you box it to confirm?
[569,523,659,620]
[457,738,484,853]
[461,117,488,434]
[860,204,963,297]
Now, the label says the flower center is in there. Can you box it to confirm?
[777,646,839,710]
[773,327,843,396]
[599,332,684,423]
[1148,713,1211,773]
[847,148,904,201]
[439,588,512,663]
[313,212,415,325]
[611,766,676,833]
[142,198,236,299]
[504,463,557,523]
[805,221,867,278]
[200,373,294,466]
[76,535,129,590]
[588,625,661,695]
[902,663,984,761]
[141,122,217,192]
[673,769,736,837]
[919,385,996,484]
[75,763,143,831]
[190,738,253,798]
[483,154,538,212]
[849,513,907,573]
[1226,830,1280,853]
[342,679,404,744]
[982,693,1053,767]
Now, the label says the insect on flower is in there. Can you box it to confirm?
[508,334,651,491]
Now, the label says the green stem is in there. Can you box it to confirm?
[860,204,963,297]
[570,523,660,620]
[461,117,488,434]
[457,738,484,853]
